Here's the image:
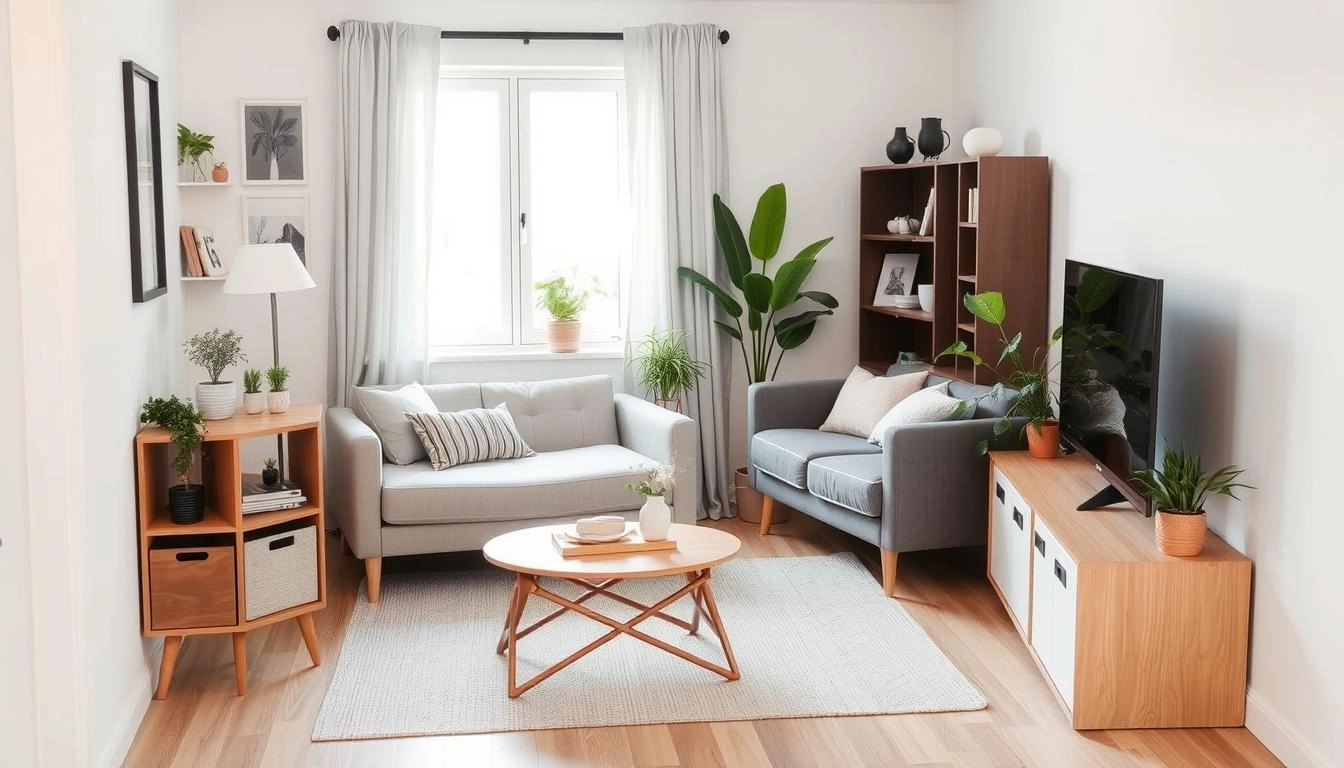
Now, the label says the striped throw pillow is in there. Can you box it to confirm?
[406,404,535,470]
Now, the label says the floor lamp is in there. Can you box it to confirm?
[223,243,316,481]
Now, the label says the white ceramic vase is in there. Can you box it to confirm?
[267,390,290,414]
[243,392,266,415]
[918,284,936,313]
[268,154,280,180]
[194,381,236,420]
[639,495,671,542]
[962,127,1003,157]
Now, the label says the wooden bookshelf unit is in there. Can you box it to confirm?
[858,157,1049,382]
[134,404,326,698]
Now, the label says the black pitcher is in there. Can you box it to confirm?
[885,127,915,164]
[918,117,951,161]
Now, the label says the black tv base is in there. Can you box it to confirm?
[1077,484,1145,514]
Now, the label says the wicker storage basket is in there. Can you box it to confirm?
[244,524,318,620]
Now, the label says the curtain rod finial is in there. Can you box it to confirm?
[719,29,730,44]
[327,25,340,41]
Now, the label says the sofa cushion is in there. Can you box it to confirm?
[909,371,1020,419]
[407,404,535,470]
[751,428,880,489]
[868,382,978,446]
[423,383,487,413]
[807,454,884,517]
[819,367,928,437]
[380,444,648,525]
[351,383,440,465]
[480,375,619,453]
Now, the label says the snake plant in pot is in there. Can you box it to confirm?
[1134,442,1253,556]
[140,396,207,524]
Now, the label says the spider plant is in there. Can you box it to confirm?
[629,328,708,409]
[1134,442,1254,514]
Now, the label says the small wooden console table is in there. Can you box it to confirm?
[134,404,326,698]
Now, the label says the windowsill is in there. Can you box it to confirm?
[429,344,625,364]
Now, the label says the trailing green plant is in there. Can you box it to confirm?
[629,328,708,406]
[176,123,215,181]
[242,368,263,394]
[184,328,246,384]
[266,365,290,392]
[679,184,837,383]
[625,461,676,497]
[140,396,206,486]
[1134,443,1253,514]
[534,275,590,321]
[248,108,298,166]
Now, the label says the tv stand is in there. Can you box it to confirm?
[1076,484,1130,513]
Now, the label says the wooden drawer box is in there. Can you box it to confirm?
[149,545,237,630]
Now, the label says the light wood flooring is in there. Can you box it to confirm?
[123,514,1281,767]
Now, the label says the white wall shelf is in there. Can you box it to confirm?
[177,181,231,188]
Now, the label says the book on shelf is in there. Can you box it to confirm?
[242,478,302,501]
[918,189,935,236]
[179,225,203,277]
[242,497,308,515]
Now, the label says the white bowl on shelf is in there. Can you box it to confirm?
[892,295,921,309]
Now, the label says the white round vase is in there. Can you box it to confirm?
[243,392,266,415]
[639,495,671,541]
[962,127,1003,157]
[267,390,291,414]
[195,381,236,420]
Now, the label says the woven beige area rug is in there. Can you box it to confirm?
[312,553,986,740]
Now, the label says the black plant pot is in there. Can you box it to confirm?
[262,468,279,486]
[168,483,206,525]
[885,127,915,164]
[917,117,951,161]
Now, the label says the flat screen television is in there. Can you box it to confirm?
[1059,260,1164,515]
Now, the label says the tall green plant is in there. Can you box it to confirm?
[679,184,837,382]
[140,396,206,486]
[184,329,246,384]
[630,328,708,406]
[177,123,215,180]
[1134,443,1253,514]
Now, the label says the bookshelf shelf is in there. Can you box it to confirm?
[177,181,231,188]
[146,506,233,536]
[181,276,226,282]
[861,233,935,243]
[241,504,321,532]
[862,304,934,322]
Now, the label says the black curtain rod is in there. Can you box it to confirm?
[325,26,729,45]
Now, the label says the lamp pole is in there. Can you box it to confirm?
[271,291,284,481]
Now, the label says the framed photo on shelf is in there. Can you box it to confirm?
[240,99,307,184]
[196,227,227,277]
[872,253,919,306]
[243,195,309,266]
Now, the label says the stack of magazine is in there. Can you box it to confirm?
[241,478,306,515]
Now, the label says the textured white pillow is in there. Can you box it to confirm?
[819,367,928,438]
[353,383,439,465]
[868,382,978,445]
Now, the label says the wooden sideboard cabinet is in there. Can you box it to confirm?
[987,451,1252,730]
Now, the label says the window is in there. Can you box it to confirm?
[428,70,625,352]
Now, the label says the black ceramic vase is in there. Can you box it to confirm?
[168,483,206,525]
[918,117,951,161]
[885,127,915,164]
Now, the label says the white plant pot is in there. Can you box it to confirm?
[639,495,671,542]
[195,381,237,420]
[243,392,266,415]
[962,126,1004,157]
[267,390,290,414]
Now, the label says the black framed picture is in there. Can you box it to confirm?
[122,60,167,303]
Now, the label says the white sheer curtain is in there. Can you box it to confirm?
[623,24,732,518]
[329,21,440,406]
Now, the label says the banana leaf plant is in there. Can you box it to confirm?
[679,184,837,382]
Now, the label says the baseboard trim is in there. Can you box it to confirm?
[96,643,157,768]
[1245,687,1329,768]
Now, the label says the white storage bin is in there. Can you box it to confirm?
[245,524,318,620]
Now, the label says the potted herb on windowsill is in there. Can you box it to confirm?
[629,328,708,413]
[535,275,590,353]
[140,396,207,524]
[1135,442,1253,557]
[266,365,290,414]
[184,328,246,420]
[242,368,265,414]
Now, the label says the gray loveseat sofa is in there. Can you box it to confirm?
[748,368,1022,597]
[326,375,696,602]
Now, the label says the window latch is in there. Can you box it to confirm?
[520,211,527,245]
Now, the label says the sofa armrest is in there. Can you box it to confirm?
[325,407,384,558]
[614,394,697,523]
[879,417,1028,552]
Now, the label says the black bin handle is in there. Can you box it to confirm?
[175,551,209,562]
[1034,532,1045,556]
[269,535,296,551]
[1011,508,1024,530]
[995,483,1005,503]
[1053,559,1067,588]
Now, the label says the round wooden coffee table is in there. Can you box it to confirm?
[483,523,742,698]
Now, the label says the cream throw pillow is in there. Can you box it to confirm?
[819,367,928,438]
[868,381,978,445]
[353,383,439,465]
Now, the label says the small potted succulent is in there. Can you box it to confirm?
[211,161,229,183]
[266,365,290,414]
[1134,442,1253,557]
[626,460,676,542]
[184,328,246,420]
[535,275,590,353]
[629,328,708,413]
[261,457,280,487]
[140,396,207,524]
[242,368,265,414]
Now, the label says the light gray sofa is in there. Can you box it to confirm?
[748,368,1023,597]
[326,375,696,602]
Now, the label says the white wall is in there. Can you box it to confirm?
[955,1,1344,764]
[176,0,960,469]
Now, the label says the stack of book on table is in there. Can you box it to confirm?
[241,479,306,515]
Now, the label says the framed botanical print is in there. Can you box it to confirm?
[240,99,307,184]
[121,60,167,302]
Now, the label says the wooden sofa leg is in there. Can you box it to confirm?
[365,557,382,604]
[759,495,775,536]
[880,549,898,597]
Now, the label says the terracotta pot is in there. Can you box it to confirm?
[1026,420,1061,459]
[211,166,229,183]
[733,467,790,524]
[1156,510,1207,556]
[546,320,581,353]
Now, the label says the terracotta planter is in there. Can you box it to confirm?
[1156,510,1207,556]
[1026,420,1061,459]
[546,320,581,353]
[211,166,229,183]
[733,467,790,524]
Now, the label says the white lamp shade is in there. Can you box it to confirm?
[223,244,315,295]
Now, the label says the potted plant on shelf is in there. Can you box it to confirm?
[629,328,708,413]
[184,328,245,420]
[626,460,676,542]
[535,275,589,353]
[176,123,215,183]
[261,457,280,487]
[266,365,290,414]
[936,291,1062,458]
[140,396,207,524]
[211,161,229,183]
[242,368,265,414]
[679,183,838,521]
[1134,442,1253,557]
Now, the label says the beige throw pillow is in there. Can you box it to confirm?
[868,381,978,446]
[819,367,928,438]
[352,383,439,465]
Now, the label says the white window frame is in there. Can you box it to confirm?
[430,66,626,358]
